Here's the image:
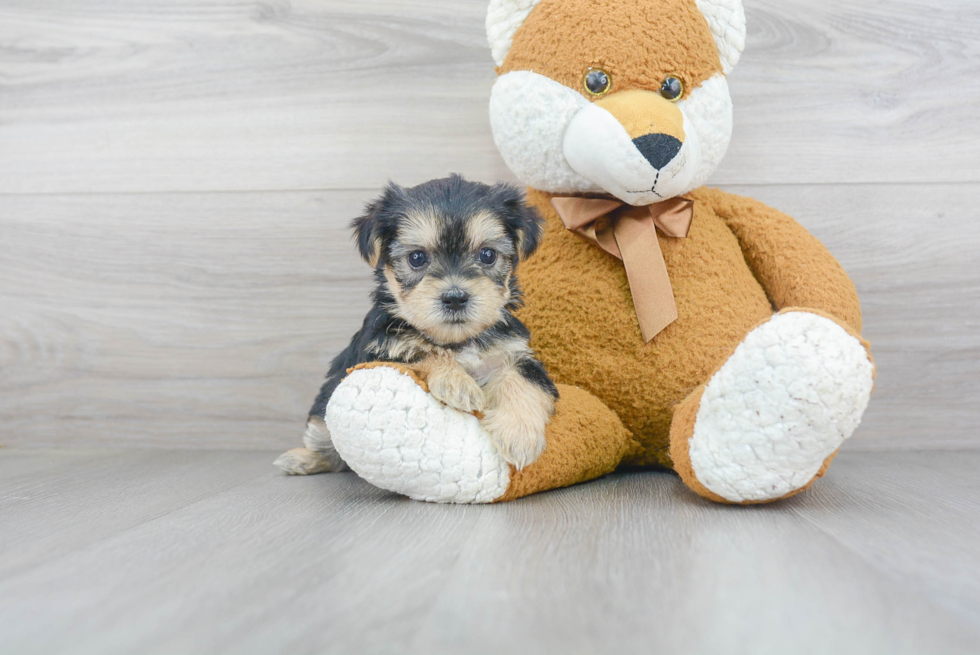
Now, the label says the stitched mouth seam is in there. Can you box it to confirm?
[628,171,664,197]
[651,170,664,198]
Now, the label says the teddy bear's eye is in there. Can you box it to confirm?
[660,77,684,102]
[584,68,612,97]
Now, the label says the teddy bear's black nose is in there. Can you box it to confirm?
[441,288,470,311]
[632,133,683,170]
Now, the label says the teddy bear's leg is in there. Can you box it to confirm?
[669,309,875,504]
[326,363,635,503]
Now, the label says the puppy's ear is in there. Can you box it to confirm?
[491,183,544,261]
[351,183,404,267]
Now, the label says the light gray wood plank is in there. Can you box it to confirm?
[1,0,978,193]
[0,448,109,485]
[0,0,510,194]
[0,450,978,655]
[2,184,977,450]
[723,0,980,186]
[787,451,980,627]
[409,459,980,655]
[0,450,486,655]
[0,449,272,580]
[0,191,375,451]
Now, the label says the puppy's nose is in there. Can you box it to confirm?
[632,133,683,170]
[441,288,469,311]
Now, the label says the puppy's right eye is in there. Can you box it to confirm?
[408,251,428,269]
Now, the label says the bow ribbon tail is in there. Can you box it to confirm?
[551,195,694,344]
[612,212,678,342]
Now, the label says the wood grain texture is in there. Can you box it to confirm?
[1,0,978,450]
[0,192,375,450]
[1,0,979,193]
[2,185,977,450]
[0,449,270,580]
[1,449,979,654]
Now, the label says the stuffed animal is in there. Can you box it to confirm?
[322,0,875,504]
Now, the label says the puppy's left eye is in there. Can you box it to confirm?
[408,251,428,269]
[479,248,497,266]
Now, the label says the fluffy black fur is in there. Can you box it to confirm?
[308,175,557,423]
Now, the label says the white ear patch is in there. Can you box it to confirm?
[487,0,544,67]
[694,0,746,74]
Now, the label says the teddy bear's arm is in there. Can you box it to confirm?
[699,187,863,333]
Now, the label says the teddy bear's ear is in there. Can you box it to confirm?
[486,0,543,67]
[694,0,747,74]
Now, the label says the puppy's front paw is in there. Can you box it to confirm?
[482,410,547,470]
[428,371,486,414]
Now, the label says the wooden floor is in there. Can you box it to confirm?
[1,448,979,655]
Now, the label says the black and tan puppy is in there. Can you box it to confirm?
[275,175,558,476]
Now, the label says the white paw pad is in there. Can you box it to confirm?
[688,312,875,503]
[325,367,510,504]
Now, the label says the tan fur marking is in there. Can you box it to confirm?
[383,265,404,297]
[456,336,531,386]
[366,236,383,268]
[481,366,555,470]
[375,332,430,362]
[465,211,508,253]
[494,384,638,502]
[274,417,348,475]
[274,448,335,475]
[414,350,486,414]
[388,264,508,346]
[400,210,442,252]
[501,0,723,99]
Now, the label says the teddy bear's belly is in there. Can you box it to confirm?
[518,190,774,467]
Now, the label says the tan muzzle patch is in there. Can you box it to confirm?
[595,89,685,143]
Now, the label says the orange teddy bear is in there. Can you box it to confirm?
[286,0,875,505]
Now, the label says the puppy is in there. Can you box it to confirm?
[274,175,558,476]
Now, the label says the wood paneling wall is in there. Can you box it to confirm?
[1,0,978,450]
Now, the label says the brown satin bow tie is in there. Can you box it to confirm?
[550,195,695,343]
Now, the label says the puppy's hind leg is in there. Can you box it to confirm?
[274,417,350,475]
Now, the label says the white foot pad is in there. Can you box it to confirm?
[326,367,510,504]
[688,312,875,503]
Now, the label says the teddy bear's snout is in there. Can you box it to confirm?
[593,89,686,158]
[561,85,700,204]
